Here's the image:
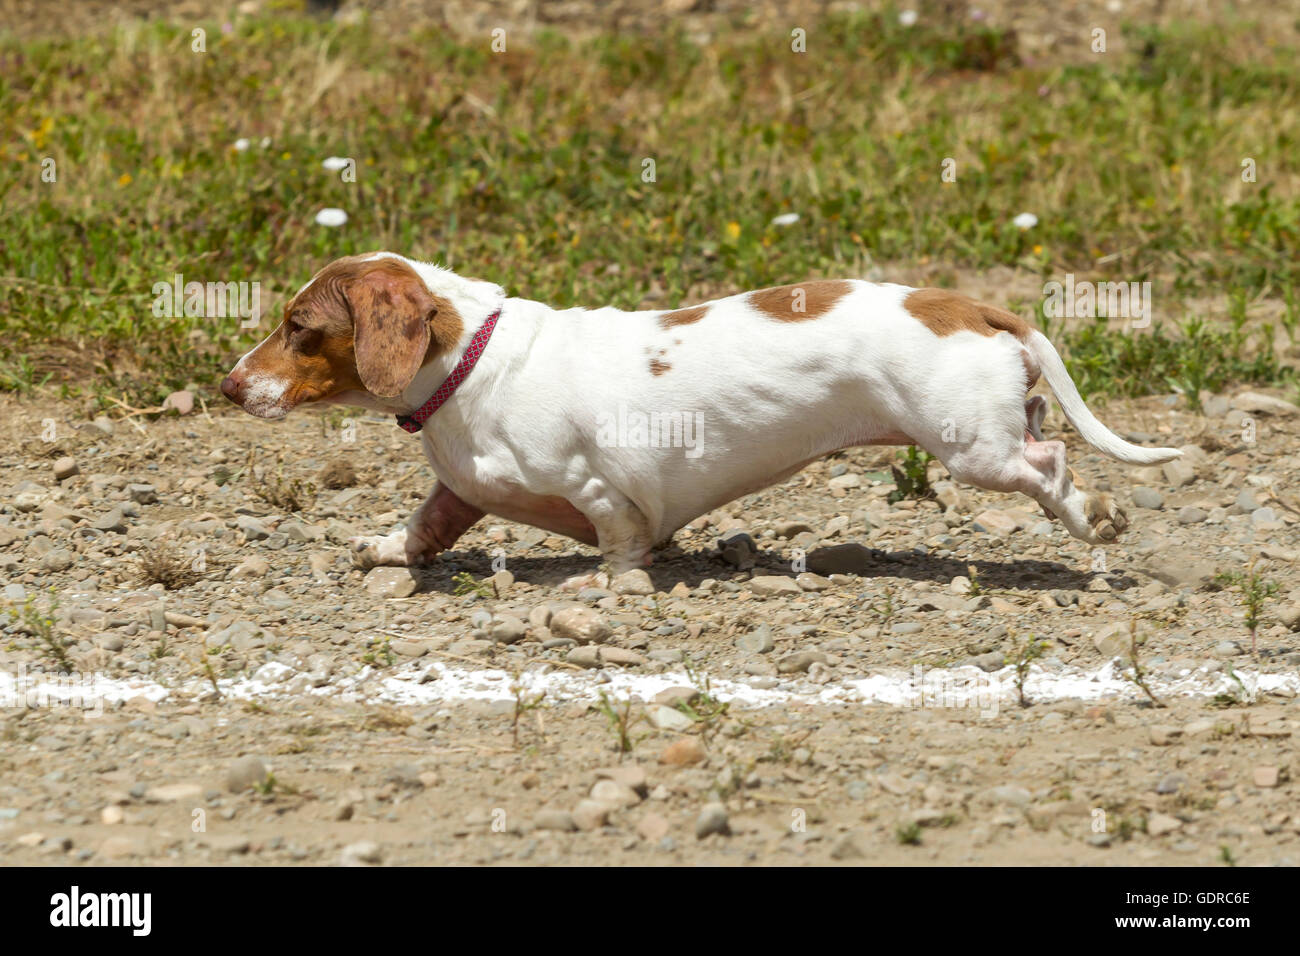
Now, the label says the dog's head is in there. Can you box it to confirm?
[220,254,462,418]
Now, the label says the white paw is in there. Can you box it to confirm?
[349,530,411,569]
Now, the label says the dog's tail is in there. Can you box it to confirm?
[1026,330,1182,465]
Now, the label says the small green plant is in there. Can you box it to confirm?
[677,657,730,732]
[1219,844,1237,866]
[1121,619,1165,708]
[510,674,547,748]
[1215,562,1278,657]
[895,822,923,846]
[593,690,642,757]
[1005,632,1047,707]
[6,590,72,674]
[452,572,495,599]
[360,636,396,668]
[867,585,897,628]
[888,447,935,503]
[1210,666,1253,708]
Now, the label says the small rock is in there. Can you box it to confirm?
[533,809,577,832]
[694,802,730,839]
[611,569,655,595]
[637,812,670,841]
[737,624,775,655]
[646,704,695,732]
[1131,487,1164,510]
[659,738,707,766]
[1147,812,1182,837]
[572,799,610,831]
[53,457,79,480]
[717,530,757,570]
[1253,766,1281,788]
[777,650,828,674]
[341,840,383,866]
[226,755,269,793]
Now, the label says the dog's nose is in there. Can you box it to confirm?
[220,374,241,404]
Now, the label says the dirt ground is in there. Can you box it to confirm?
[1,372,1298,866]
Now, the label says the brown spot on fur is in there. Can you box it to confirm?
[903,288,1031,340]
[659,305,707,329]
[748,280,853,322]
[649,358,671,376]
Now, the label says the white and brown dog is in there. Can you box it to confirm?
[221,252,1180,574]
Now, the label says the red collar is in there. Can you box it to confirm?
[395,306,502,433]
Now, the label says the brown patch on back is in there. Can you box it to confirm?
[659,304,708,329]
[649,358,671,376]
[748,280,853,322]
[903,288,1031,340]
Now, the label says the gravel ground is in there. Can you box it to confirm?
[2,380,1298,866]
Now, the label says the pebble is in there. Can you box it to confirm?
[737,625,774,655]
[636,812,670,841]
[659,738,707,766]
[226,755,269,793]
[611,569,655,595]
[341,840,383,866]
[777,650,828,674]
[694,802,730,838]
[1131,487,1164,510]
[53,456,79,480]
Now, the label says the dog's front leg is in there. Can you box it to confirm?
[349,482,485,569]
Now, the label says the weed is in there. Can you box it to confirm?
[1215,562,1278,657]
[1121,619,1165,708]
[452,572,495,599]
[136,540,205,590]
[5,590,72,674]
[888,447,935,503]
[1005,632,1047,708]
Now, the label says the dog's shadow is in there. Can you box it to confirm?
[410,543,1133,596]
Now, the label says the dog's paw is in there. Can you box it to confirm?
[349,532,411,569]
[1084,493,1129,543]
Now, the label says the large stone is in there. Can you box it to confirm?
[807,543,874,575]
[549,606,612,644]
[749,575,801,596]
[363,567,419,598]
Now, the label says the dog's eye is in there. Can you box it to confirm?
[289,325,322,354]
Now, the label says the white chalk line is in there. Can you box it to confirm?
[2,657,1296,715]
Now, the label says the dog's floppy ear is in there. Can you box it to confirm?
[344,262,435,398]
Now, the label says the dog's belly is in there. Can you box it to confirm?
[651,429,916,539]
[479,492,599,547]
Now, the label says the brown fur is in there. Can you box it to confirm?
[747,280,853,322]
[903,288,1031,340]
[658,304,708,329]
[649,358,671,376]
[251,255,464,401]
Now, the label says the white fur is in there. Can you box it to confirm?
[328,255,1180,571]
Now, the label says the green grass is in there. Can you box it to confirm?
[0,9,1297,406]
